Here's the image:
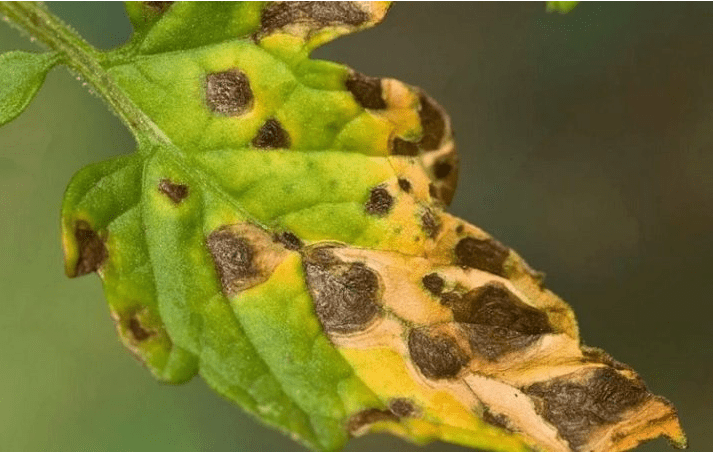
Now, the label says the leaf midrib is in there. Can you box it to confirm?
[4,5,459,448]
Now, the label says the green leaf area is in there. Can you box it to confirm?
[0,50,57,126]
[55,3,684,452]
[62,2,473,451]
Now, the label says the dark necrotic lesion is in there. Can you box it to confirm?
[481,406,513,431]
[205,69,253,116]
[454,236,510,276]
[274,231,302,250]
[144,1,173,13]
[206,229,257,295]
[252,118,290,149]
[421,273,444,295]
[158,178,189,204]
[433,159,453,179]
[364,186,393,216]
[420,208,441,239]
[260,2,370,35]
[303,249,381,334]
[417,94,446,151]
[347,408,397,434]
[345,72,386,110]
[524,368,650,450]
[127,314,154,342]
[442,283,553,360]
[388,398,417,417]
[347,399,419,434]
[397,178,412,192]
[74,220,107,276]
[407,328,469,380]
[391,137,419,156]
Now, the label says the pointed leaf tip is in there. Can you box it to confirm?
[55,2,684,451]
[0,51,58,126]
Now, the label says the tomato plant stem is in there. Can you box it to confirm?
[0,1,167,151]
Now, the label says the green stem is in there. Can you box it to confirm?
[0,1,167,149]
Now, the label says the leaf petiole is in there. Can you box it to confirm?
[0,1,166,149]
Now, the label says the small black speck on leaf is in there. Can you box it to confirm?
[397,178,412,192]
[158,178,189,204]
[422,273,444,295]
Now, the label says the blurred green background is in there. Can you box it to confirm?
[1,2,711,451]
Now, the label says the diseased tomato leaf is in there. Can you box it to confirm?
[58,2,685,452]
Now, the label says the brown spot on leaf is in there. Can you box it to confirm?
[364,186,393,216]
[207,224,290,296]
[397,178,412,192]
[439,291,461,307]
[433,160,452,179]
[455,236,510,276]
[421,208,441,239]
[158,178,188,204]
[274,231,302,251]
[422,273,444,295]
[389,398,417,417]
[408,328,469,380]
[252,118,290,149]
[524,368,650,450]
[127,314,153,342]
[261,2,369,35]
[346,72,386,110]
[347,408,397,434]
[205,69,253,116]
[391,137,419,156]
[429,149,459,206]
[309,246,338,266]
[418,93,446,151]
[455,224,465,234]
[111,308,163,366]
[482,406,512,431]
[450,283,553,360]
[74,220,107,276]
[207,229,256,294]
[144,1,173,13]
[303,249,381,334]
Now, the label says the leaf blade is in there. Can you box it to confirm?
[57,3,686,451]
[0,51,57,126]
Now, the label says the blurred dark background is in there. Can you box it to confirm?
[0,2,710,451]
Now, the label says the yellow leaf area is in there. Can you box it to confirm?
[59,2,686,452]
[215,208,686,452]
[67,42,684,452]
[232,252,530,452]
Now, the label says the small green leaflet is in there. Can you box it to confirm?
[0,2,684,452]
[0,51,57,126]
